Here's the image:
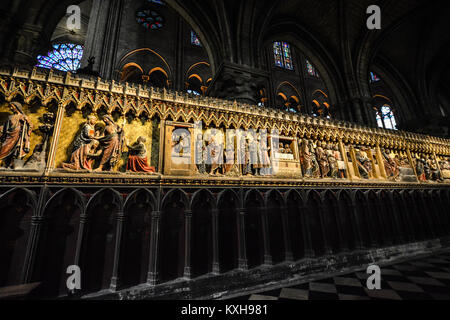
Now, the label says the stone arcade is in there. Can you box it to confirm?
[0,68,449,299]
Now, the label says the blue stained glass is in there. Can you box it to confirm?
[190,30,201,46]
[274,41,294,70]
[376,105,397,130]
[36,43,84,72]
[306,59,319,77]
[147,0,165,5]
[370,72,380,82]
[136,8,164,30]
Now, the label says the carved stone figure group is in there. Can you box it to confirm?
[415,154,443,182]
[299,139,346,179]
[194,130,271,176]
[62,115,155,173]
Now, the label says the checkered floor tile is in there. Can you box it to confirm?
[232,251,450,300]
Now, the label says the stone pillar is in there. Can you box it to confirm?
[22,186,47,283]
[260,207,273,265]
[81,0,124,79]
[398,195,415,242]
[387,195,405,244]
[362,199,378,247]
[183,209,192,279]
[110,210,125,291]
[211,209,220,274]
[208,61,269,105]
[362,98,377,128]
[418,193,436,239]
[318,204,333,255]
[335,202,349,252]
[374,199,392,246]
[147,210,161,285]
[351,98,364,124]
[301,203,315,258]
[9,23,44,66]
[280,206,294,262]
[237,208,248,270]
[347,202,364,250]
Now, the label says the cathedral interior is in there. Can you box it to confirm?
[0,0,449,300]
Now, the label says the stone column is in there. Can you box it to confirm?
[318,204,333,255]
[147,210,161,285]
[387,195,405,244]
[261,207,273,265]
[110,210,125,291]
[183,209,192,279]
[374,199,392,246]
[81,0,124,79]
[211,209,220,274]
[335,202,350,252]
[22,186,47,283]
[9,23,44,66]
[237,207,248,270]
[301,203,314,258]
[208,62,269,105]
[362,198,378,247]
[348,202,364,250]
[399,194,415,242]
[280,206,294,262]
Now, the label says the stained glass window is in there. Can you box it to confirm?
[187,89,200,96]
[370,71,380,83]
[273,42,283,68]
[376,105,397,130]
[273,41,293,70]
[306,59,319,77]
[36,43,83,72]
[136,9,164,29]
[282,42,293,70]
[191,30,201,46]
[147,0,165,5]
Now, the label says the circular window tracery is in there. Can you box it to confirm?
[136,8,164,30]
[36,43,84,72]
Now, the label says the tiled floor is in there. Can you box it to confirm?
[232,251,450,300]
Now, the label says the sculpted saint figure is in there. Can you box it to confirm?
[239,133,248,175]
[126,136,156,173]
[355,149,370,179]
[62,139,102,171]
[326,144,339,179]
[333,145,346,178]
[316,141,330,178]
[428,157,443,182]
[300,139,313,177]
[258,133,271,175]
[0,102,33,168]
[195,133,206,174]
[309,140,321,178]
[415,156,426,181]
[247,133,259,175]
[73,115,97,152]
[381,149,398,180]
[95,115,124,172]
[207,134,223,175]
[224,138,235,175]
